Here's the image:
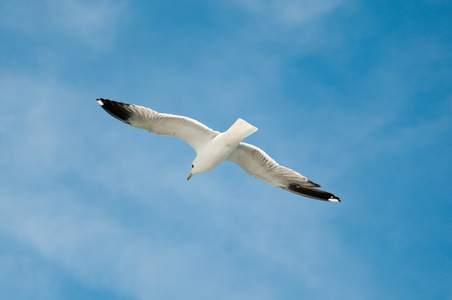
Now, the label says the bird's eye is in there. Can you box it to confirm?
[192,164,194,168]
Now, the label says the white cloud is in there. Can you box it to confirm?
[0,71,372,299]
[0,186,372,299]
[236,0,345,26]
[219,0,353,57]
[1,0,450,297]
[0,0,129,50]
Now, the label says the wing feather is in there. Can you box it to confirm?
[227,143,340,202]
[97,98,219,151]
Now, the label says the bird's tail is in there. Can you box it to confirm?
[225,118,258,142]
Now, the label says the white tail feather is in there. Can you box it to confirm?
[225,118,258,141]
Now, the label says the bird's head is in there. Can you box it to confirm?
[187,158,200,180]
[187,154,218,180]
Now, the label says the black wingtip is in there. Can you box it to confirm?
[96,98,133,124]
[287,183,341,202]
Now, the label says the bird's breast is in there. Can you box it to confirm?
[196,135,240,172]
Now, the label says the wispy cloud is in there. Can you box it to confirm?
[0,0,129,50]
[223,0,350,52]
[1,0,451,298]
[0,70,370,299]
[235,0,345,26]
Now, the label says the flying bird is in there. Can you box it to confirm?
[97,98,340,202]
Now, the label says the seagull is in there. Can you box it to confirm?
[97,98,340,202]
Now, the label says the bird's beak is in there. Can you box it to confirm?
[187,173,193,180]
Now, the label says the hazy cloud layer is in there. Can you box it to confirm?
[1,0,451,299]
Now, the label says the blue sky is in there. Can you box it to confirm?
[1,0,451,299]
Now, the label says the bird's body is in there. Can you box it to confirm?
[97,98,340,202]
[191,118,257,176]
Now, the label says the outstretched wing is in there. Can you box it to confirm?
[97,98,219,151]
[226,143,340,202]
